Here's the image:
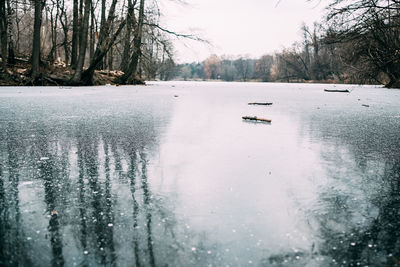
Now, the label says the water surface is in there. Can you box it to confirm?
[0,82,399,266]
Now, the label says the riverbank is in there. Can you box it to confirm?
[0,60,384,87]
[164,77,383,86]
[0,59,144,86]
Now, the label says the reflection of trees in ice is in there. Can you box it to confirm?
[304,117,400,266]
[314,157,400,266]
[0,123,33,266]
[260,111,400,266]
[75,127,117,266]
[0,116,220,266]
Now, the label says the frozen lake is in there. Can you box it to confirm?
[0,81,399,266]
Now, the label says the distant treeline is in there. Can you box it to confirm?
[170,1,400,88]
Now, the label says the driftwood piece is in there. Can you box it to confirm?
[248,102,273,106]
[324,89,350,93]
[242,116,272,123]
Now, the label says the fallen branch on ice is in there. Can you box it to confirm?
[248,102,273,106]
[242,116,272,123]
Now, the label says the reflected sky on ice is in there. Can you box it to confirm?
[0,82,399,266]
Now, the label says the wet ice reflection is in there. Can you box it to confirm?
[0,83,399,266]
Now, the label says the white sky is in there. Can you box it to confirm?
[158,0,329,63]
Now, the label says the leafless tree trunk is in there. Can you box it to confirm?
[59,0,69,65]
[6,0,15,64]
[81,0,126,84]
[47,0,59,64]
[14,0,19,54]
[100,0,106,29]
[89,2,95,60]
[100,0,106,69]
[81,20,125,84]
[117,0,145,84]
[71,0,79,68]
[107,21,113,70]
[120,0,135,72]
[71,0,91,82]
[0,0,7,70]
[32,0,44,79]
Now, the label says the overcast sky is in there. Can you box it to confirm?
[159,0,329,63]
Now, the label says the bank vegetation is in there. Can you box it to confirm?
[174,0,400,88]
[0,0,399,88]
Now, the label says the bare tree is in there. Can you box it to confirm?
[326,0,400,87]
[203,55,221,80]
[71,0,91,82]
[6,0,15,64]
[71,0,79,68]
[80,0,127,85]
[31,0,44,80]
[255,55,274,82]
[46,0,59,64]
[1,0,197,85]
[0,0,7,71]
[120,0,136,72]
[234,57,254,81]
[59,0,69,65]
[116,0,145,84]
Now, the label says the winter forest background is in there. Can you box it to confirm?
[1,0,400,87]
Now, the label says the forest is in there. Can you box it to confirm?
[0,0,400,87]
[0,0,184,85]
[175,0,400,88]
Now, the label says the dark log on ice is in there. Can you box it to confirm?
[248,102,273,106]
[324,89,350,93]
[242,116,272,123]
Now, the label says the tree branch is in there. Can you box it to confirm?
[143,22,209,43]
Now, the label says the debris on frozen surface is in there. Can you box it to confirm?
[248,102,273,106]
[242,116,271,123]
[324,89,350,93]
